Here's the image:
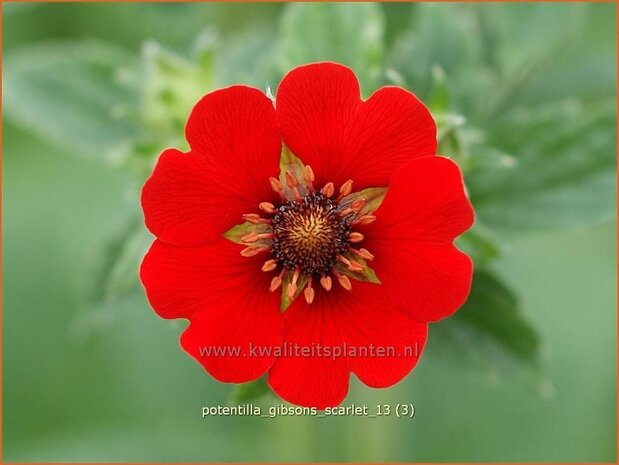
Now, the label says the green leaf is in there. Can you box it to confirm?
[229,377,270,404]
[435,112,466,144]
[389,3,594,118]
[138,41,214,140]
[427,66,450,114]
[469,101,616,232]
[279,2,385,95]
[391,4,616,232]
[88,218,152,305]
[4,40,139,161]
[214,28,280,88]
[116,41,218,176]
[455,224,501,267]
[388,3,486,104]
[430,269,541,372]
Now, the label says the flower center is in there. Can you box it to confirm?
[238,162,376,305]
[272,193,350,275]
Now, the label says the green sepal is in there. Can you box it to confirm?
[280,270,308,312]
[335,255,381,284]
[339,186,387,216]
[278,145,309,198]
[223,221,271,245]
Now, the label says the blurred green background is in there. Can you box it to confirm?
[3,2,617,462]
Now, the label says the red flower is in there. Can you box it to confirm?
[140,62,474,408]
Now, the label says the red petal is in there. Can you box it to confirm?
[142,86,281,246]
[140,238,283,382]
[336,283,428,388]
[364,156,474,322]
[268,282,427,408]
[276,62,436,189]
[139,238,279,319]
[141,148,215,247]
[181,306,282,384]
[267,294,349,409]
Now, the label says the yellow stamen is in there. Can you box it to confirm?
[353,215,376,225]
[334,271,352,291]
[270,275,283,292]
[269,177,284,193]
[349,232,364,243]
[304,276,315,304]
[322,182,335,198]
[241,246,269,257]
[347,259,364,272]
[320,275,332,291]
[261,259,277,272]
[351,247,374,261]
[259,202,276,214]
[338,179,353,200]
[241,232,259,243]
[304,165,315,183]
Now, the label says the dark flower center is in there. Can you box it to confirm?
[238,162,376,304]
[272,193,352,275]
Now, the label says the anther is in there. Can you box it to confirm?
[353,214,377,225]
[241,232,259,243]
[241,246,269,257]
[303,165,315,183]
[339,200,365,217]
[322,182,335,198]
[338,254,364,272]
[291,267,301,285]
[270,275,283,292]
[304,286,315,304]
[286,267,301,300]
[270,270,285,292]
[347,259,365,272]
[337,255,352,266]
[320,275,332,291]
[285,171,298,188]
[350,247,374,261]
[242,213,272,225]
[351,199,366,212]
[262,259,277,272]
[303,165,315,187]
[259,202,276,214]
[285,171,302,201]
[349,232,365,243]
[286,282,297,300]
[240,231,272,243]
[359,248,374,260]
[269,177,284,194]
[304,276,315,304]
[333,270,352,291]
[337,179,353,200]
[242,213,261,224]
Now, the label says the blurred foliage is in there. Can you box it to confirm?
[389,3,616,232]
[279,3,384,94]
[2,2,616,461]
[231,376,270,403]
[4,40,138,159]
